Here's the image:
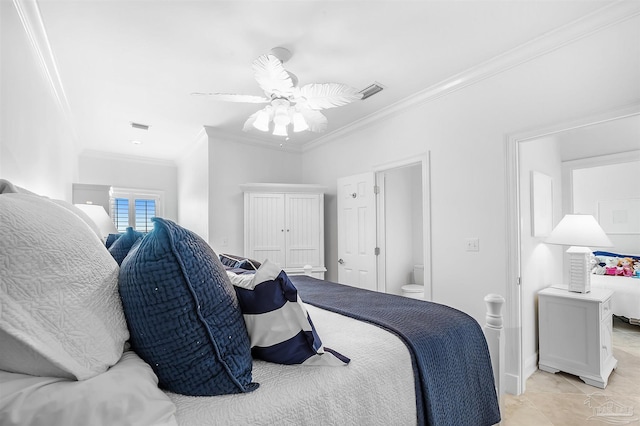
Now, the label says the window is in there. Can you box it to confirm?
[110,187,163,233]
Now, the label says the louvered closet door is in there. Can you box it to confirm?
[285,194,321,268]
[247,193,286,267]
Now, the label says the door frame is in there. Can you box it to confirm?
[504,103,640,395]
[373,152,432,300]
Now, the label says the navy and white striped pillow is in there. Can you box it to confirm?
[230,261,349,366]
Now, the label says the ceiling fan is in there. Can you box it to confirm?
[193,47,363,137]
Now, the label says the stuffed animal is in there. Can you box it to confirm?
[620,257,634,277]
[604,257,620,276]
[591,255,606,275]
[633,260,640,278]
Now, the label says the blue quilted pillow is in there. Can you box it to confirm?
[231,260,350,366]
[108,227,144,265]
[104,233,121,249]
[118,218,258,396]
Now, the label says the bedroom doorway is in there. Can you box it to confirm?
[505,104,640,396]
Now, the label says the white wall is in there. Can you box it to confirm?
[78,152,178,222]
[176,130,209,241]
[518,135,564,381]
[572,156,640,254]
[299,15,640,327]
[0,2,78,200]
[206,129,303,255]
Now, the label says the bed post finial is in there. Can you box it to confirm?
[484,294,505,404]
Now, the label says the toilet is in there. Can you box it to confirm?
[401,265,424,300]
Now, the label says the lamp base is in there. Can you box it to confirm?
[567,246,592,293]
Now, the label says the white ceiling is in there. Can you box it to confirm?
[35,0,616,162]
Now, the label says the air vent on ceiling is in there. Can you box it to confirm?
[130,122,150,131]
[359,82,385,100]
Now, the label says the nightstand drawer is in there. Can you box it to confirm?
[600,297,612,321]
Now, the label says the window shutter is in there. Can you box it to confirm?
[135,199,156,233]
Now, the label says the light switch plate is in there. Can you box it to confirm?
[466,238,480,252]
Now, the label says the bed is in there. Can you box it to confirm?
[590,251,640,325]
[0,180,501,426]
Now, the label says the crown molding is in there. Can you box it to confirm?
[12,0,75,130]
[300,0,640,153]
[204,126,304,154]
[79,149,177,167]
[175,127,209,165]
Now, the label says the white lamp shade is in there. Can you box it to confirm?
[545,214,612,248]
[74,203,118,238]
[292,112,309,132]
[252,109,271,132]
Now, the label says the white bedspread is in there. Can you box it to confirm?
[167,304,416,426]
[591,274,640,320]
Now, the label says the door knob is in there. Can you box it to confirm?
[338,258,344,264]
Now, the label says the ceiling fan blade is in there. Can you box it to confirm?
[191,92,270,103]
[299,109,328,133]
[252,54,294,97]
[297,83,363,110]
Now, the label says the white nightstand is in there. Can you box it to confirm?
[538,286,617,388]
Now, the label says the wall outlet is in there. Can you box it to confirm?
[466,238,480,252]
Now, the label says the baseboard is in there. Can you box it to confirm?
[504,373,520,395]
[524,352,538,381]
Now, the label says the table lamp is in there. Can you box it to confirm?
[74,203,118,240]
[545,214,613,293]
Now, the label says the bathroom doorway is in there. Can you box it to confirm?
[375,155,431,300]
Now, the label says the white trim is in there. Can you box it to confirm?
[376,172,387,294]
[301,1,640,153]
[239,183,326,193]
[563,150,640,169]
[12,0,72,119]
[504,103,640,395]
[524,352,539,383]
[176,127,209,165]
[80,149,177,167]
[110,187,165,231]
[12,0,78,148]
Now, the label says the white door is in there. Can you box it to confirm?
[337,172,377,291]
[246,193,286,267]
[285,193,321,268]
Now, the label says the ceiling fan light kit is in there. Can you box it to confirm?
[197,47,363,138]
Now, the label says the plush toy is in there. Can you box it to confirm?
[634,260,640,278]
[604,257,620,276]
[620,257,634,277]
[591,255,606,275]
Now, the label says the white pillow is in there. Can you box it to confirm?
[0,351,178,426]
[0,193,129,380]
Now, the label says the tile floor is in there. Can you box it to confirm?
[502,317,640,425]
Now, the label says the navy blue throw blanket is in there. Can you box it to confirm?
[290,275,501,426]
